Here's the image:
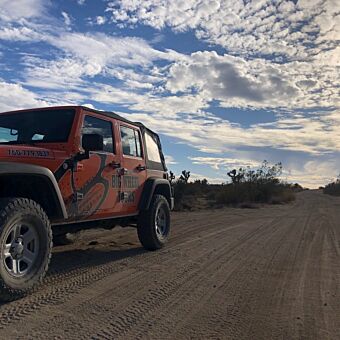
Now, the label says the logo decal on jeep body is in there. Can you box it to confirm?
[54,154,110,218]
[8,149,50,158]
[120,191,135,203]
[123,176,139,189]
[112,175,121,189]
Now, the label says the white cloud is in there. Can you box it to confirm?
[0,81,48,112]
[189,157,261,170]
[188,172,226,185]
[81,103,96,109]
[0,0,47,21]
[0,0,50,42]
[283,159,340,188]
[169,170,227,185]
[107,0,339,61]
[165,50,338,109]
[46,32,182,67]
[0,26,43,41]
[88,84,146,106]
[2,26,335,164]
[22,32,184,89]
[95,16,106,25]
[87,16,107,26]
[164,155,177,165]
[122,107,340,156]
[23,57,92,89]
[62,11,72,28]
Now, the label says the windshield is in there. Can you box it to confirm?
[0,109,75,144]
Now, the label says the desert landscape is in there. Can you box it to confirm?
[0,0,338,339]
[0,189,339,339]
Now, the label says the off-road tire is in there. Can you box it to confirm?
[137,194,170,251]
[0,198,52,301]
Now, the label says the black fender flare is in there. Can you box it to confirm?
[139,178,173,211]
[0,162,68,219]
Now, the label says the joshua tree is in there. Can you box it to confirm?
[227,169,244,184]
[180,170,191,183]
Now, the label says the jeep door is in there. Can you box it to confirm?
[72,114,121,219]
[118,124,147,214]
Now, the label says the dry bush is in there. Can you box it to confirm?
[171,162,297,211]
[214,161,296,206]
[324,180,340,196]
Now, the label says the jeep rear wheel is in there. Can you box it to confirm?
[137,194,170,251]
[0,198,52,301]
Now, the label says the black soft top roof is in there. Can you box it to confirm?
[1,105,159,138]
[79,106,158,138]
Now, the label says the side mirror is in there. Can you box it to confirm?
[82,133,103,152]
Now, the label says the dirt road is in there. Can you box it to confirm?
[0,190,339,339]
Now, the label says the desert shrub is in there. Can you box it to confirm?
[172,178,219,210]
[270,187,296,204]
[214,182,295,205]
[171,171,224,210]
[324,179,340,196]
[170,162,297,210]
[214,161,295,206]
[291,183,304,192]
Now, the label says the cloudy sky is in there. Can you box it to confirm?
[0,0,339,187]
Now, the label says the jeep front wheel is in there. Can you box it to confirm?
[137,194,170,251]
[0,198,52,301]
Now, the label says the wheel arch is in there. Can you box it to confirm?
[0,162,67,221]
[139,178,173,211]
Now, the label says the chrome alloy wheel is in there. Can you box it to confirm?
[2,224,39,277]
[155,205,168,239]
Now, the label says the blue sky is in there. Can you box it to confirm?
[0,0,339,187]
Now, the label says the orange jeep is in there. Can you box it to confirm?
[0,106,174,300]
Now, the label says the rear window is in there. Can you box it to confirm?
[145,132,161,163]
[0,109,75,144]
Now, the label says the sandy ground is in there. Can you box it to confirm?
[0,190,339,339]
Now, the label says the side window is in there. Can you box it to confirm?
[120,126,142,157]
[145,132,161,163]
[0,127,18,142]
[82,115,114,153]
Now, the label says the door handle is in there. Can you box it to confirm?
[109,161,121,169]
[136,164,146,171]
[119,167,128,175]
